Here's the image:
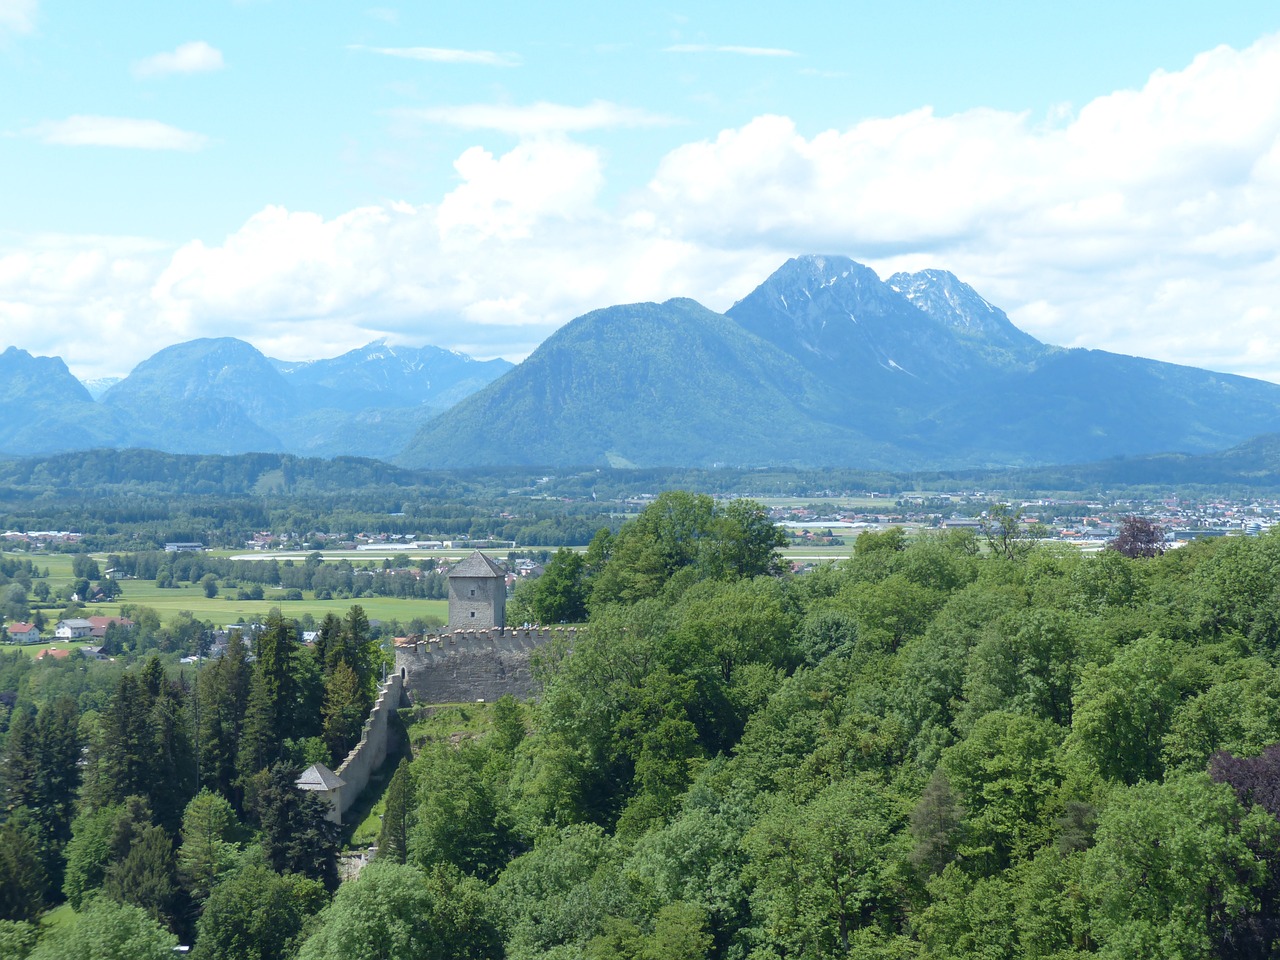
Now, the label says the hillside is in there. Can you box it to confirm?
[399,297,894,469]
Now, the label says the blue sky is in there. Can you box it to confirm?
[5,1,1280,383]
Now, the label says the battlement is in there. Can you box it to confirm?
[394,626,573,703]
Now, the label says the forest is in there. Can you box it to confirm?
[6,491,1280,957]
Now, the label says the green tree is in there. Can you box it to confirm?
[177,789,240,905]
[101,824,180,931]
[0,920,38,960]
[1082,773,1280,958]
[1071,634,1195,785]
[527,548,588,624]
[28,896,176,960]
[941,711,1064,872]
[743,775,910,957]
[296,861,500,960]
[980,503,1045,561]
[238,615,302,781]
[0,814,48,923]
[377,758,413,865]
[191,865,326,960]
[196,633,251,800]
[254,763,341,890]
[321,661,365,763]
[409,742,510,881]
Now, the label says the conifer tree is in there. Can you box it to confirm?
[102,823,180,931]
[322,661,366,763]
[237,614,301,783]
[197,632,251,799]
[0,814,47,923]
[177,789,239,906]
[377,757,412,865]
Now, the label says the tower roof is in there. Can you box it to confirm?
[296,763,346,791]
[448,551,505,579]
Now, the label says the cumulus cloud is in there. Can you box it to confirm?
[132,40,225,78]
[640,34,1280,377]
[395,99,675,135]
[29,115,209,150]
[349,44,518,66]
[7,33,1280,386]
[664,44,797,57]
[0,0,36,35]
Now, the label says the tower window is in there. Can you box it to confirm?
[470,611,476,618]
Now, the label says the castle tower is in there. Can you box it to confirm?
[447,551,507,629]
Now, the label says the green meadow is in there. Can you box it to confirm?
[7,552,448,630]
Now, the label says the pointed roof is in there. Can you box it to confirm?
[296,763,346,791]
[448,551,505,579]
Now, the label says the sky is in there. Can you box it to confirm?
[5,2,1280,384]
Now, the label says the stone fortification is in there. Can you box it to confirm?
[447,551,507,629]
[394,626,571,704]
[324,672,406,822]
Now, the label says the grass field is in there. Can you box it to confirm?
[85,580,449,628]
[3,639,99,659]
[6,552,449,629]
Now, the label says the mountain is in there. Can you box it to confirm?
[81,377,122,400]
[399,255,1280,469]
[398,298,890,468]
[101,338,294,455]
[272,340,513,413]
[0,347,131,456]
[38,336,513,459]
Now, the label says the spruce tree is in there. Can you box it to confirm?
[237,615,301,784]
[377,757,412,865]
[102,824,180,931]
[176,789,239,906]
[322,661,366,762]
[197,633,251,799]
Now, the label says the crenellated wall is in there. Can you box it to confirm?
[331,672,406,820]
[393,626,572,704]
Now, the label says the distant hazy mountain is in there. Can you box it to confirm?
[271,340,513,413]
[81,376,122,400]
[101,338,294,455]
[0,347,131,456]
[0,337,509,460]
[399,255,1280,469]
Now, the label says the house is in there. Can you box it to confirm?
[36,647,71,661]
[6,622,41,644]
[54,618,93,639]
[86,616,135,639]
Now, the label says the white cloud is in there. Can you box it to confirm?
[349,44,518,66]
[395,99,675,135]
[664,44,797,57]
[0,0,36,35]
[638,33,1280,378]
[30,116,209,150]
[8,33,1280,388]
[132,40,225,78]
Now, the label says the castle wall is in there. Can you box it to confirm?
[394,627,570,704]
[331,672,405,820]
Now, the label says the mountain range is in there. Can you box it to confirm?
[5,254,1280,470]
[0,339,512,460]
[400,255,1280,469]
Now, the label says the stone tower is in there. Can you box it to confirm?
[447,551,507,629]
